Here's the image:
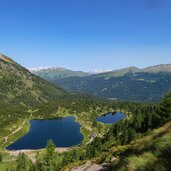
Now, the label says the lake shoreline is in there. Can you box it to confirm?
[7,147,71,156]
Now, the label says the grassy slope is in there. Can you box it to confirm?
[98,121,171,171]
[0,54,67,106]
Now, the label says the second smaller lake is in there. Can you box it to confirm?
[96,112,125,124]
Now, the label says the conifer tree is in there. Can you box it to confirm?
[45,139,56,171]
[16,153,31,171]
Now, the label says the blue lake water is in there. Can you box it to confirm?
[96,112,125,124]
[7,116,83,150]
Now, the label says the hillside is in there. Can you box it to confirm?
[66,121,171,171]
[0,54,67,107]
[0,54,171,171]
[61,90,171,171]
[33,64,171,102]
[31,67,89,80]
[141,64,171,73]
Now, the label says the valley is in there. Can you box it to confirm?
[0,54,171,171]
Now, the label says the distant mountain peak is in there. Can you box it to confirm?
[141,64,171,73]
[93,66,140,77]
[89,69,113,74]
[28,67,50,72]
[32,67,89,79]
[29,67,70,73]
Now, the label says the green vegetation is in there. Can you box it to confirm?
[59,91,171,171]
[16,153,33,171]
[32,67,89,79]
[6,90,169,171]
[0,54,67,107]
[35,65,171,102]
[105,121,171,171]
[34,140,62,171]
[0,54,171,170]
[52,72,171,102]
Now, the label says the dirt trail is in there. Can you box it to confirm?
[11,121,26,136]
[2,121,26,144]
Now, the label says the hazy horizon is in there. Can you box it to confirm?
[27,63,171,73]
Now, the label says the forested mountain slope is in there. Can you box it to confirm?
[31,67,89,79]
[0,54,67,107]
[61,90,171,171]
[67,121,171,171]
[33,65,171,102]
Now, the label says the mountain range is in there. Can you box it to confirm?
[32,64,171,102]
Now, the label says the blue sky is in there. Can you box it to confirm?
[0,0,171,71]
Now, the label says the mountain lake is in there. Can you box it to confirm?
[7,116,83,150]
[96,112,125,124]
